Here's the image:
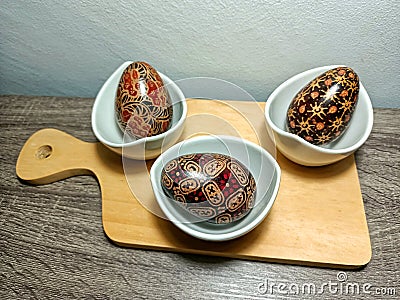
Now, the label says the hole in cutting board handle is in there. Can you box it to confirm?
[36,145,52,159]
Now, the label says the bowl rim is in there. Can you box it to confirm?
[264,65,374,154]
[149,135,281,241]
[91,61,187,148]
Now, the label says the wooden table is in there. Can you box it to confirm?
[1,95,399,299]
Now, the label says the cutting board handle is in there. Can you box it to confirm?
[16,128,96,184]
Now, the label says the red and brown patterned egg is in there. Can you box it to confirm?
[115,61,173,139]
[286,67,359,145]
[161,153,256,224]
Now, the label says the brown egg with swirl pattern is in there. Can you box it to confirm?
[115,61,173,139]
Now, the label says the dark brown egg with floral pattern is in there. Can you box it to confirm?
[161,153,256,224]
[286,67,359,145]
[115,61,173,139]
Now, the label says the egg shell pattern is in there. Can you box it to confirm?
[115,61,173,139]
[161,153,257,224]
[286,67,359,145]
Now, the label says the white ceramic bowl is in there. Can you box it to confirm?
[265,65,374,166]
[92,61,187,159]
[150,135,281,241]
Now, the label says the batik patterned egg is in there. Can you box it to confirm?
[115,61,173,139]
[161,153,256,224]
[286,67,359,145]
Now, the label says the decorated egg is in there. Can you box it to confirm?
[286,67,359,145]
[161,153,256,224]
[115,61,173,139]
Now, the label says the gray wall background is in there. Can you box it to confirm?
[1,0,399,108]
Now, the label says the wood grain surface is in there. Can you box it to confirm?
[1,95,399,299]
[15,100,370,268]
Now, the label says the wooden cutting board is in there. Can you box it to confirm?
[16,99,371,268]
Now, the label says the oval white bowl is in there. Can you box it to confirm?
[264,65,374,166]
[91,61,187,159]
[149,135,281,242]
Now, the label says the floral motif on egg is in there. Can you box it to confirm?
[115,61,173,139]
[287,67,359,145]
